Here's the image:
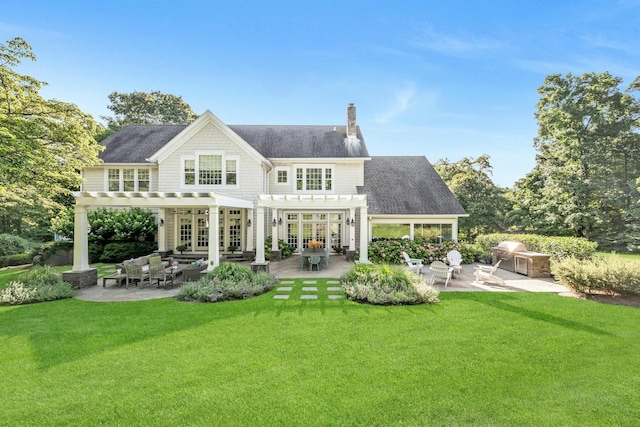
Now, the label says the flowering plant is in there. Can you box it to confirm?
[308,240,323,249]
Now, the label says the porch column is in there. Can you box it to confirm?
[207,207,220,271]
[72,204,90,271]
[271,208,279,251]
[349,208,356,251]
[255,207,266,263]
[358,206,369,263]
[452,220,459,242]
[245,209,254,251]
[157,208,166,252]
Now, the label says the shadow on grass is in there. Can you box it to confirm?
[443,292,614,337]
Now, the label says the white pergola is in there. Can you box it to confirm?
[255,194,369,264]
[69,191,254,273]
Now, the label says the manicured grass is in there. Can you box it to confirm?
[0,263,116,289]
[1,281,639,425]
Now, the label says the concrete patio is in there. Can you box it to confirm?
[75,253,569,302]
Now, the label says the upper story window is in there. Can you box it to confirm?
[275,167,289,185]
[107,168,150,191]
[294,164,334,192]
[182,152,238,187]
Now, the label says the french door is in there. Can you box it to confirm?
[176,208,243,252]
[284,212,343,251]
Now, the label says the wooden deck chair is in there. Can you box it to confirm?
[428,260,453,287]
[149,262,173,288]
[402,251,424,275]
[446,250,463,275]
[474,260,505,285]
[124,263,146,288]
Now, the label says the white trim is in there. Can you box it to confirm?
[293,164,335,193]
[257,194,367,209]
[104,167,152,192]
[72,191,254,209]
[180,152,240,189]
[274,166,289,185]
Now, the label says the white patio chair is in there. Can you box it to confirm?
[474,260,505,285]
[429,260,453,287]
[402,251,423,275]
[446,250,463,276]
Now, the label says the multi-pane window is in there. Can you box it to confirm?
[183,154,238,186]
[107,168,150,191]
[108,169,119,191]
[199,155,222,185]
[277,169,288,184]
[294,165,334,192]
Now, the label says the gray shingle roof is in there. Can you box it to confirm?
[359,156,466,215]
[99,124,368,163]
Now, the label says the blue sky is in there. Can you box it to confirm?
[3,0,639,187]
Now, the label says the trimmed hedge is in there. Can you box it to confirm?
[367,239,474,265]
[552,256,640,296]
[475,233,597,261]
[0,234,36,257]
[99,241,158,263]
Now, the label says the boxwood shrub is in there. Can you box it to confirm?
[552,256,640,296]
[340,263,439,305]
[475,233,597,261]
[367,239,474,265]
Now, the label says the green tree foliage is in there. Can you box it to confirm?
[0,37,103,237]
[102,90,198,133]
[434,155,510,240]
[512,72,640,250]
[51,207,158,243]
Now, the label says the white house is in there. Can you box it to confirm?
[64,104,466,286]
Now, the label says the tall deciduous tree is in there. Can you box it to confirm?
[102,90,198,133]
[0,37,103,238]
[513,72,640,249]
[434,154,510,241]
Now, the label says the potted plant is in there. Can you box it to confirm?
[176,244,188,254]
[332,245,344,255]
[308,240,323,252]
[227,245,239,253]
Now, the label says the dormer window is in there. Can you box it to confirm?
[182,152,238,187]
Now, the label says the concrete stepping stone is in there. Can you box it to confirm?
[300,295,318,300]
[327,287,342,291]
[327,280,340,284]
[273,294,290,300]
[279,280,295,284]
[277,287,293,291]
[302,287,317,291]
[328,295,343,300]
[303,280,317,284]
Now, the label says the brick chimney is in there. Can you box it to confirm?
[346,103,357,137]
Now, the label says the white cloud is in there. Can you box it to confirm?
[412,25,506,58]
[374,85,417,124]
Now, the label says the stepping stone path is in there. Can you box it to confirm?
[273,279,344,300]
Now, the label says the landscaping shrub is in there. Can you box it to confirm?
[367,239,474,265]
[475,233,597,261]
[0,234,36,257]
[176,262,277,302]
[552,256,640,296]
[340,263,439,305]
[0,253,34,268]
[0,266,75,305]
[264,237,294,259]
[99,241,158,262]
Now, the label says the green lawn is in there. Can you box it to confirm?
[1,278,639,425]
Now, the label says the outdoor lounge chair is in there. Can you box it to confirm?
[124,263,146,288]
[446,250,463,276]
[402,251,423,275]
[474,260,504,285]
[429,260,453,287]
[149,262,173,288]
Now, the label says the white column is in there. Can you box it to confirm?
[72,204,90,272]
[207,207,220,271]
[245,209,254,251]
[271,208,279,251]
[157,208,166,252]
[358,206,368,263]
[452,219,459,242]
[255,207,266,263]
[349,208,355,250]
